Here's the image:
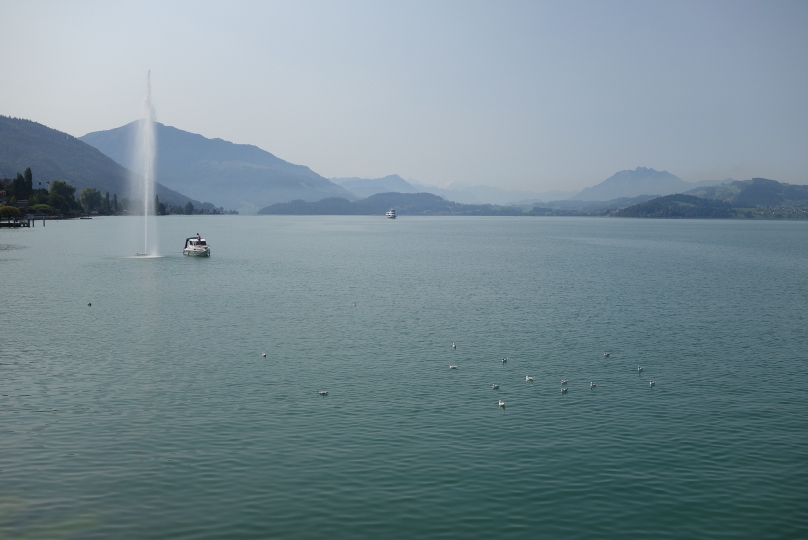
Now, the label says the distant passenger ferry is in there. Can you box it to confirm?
[385,209,396,219]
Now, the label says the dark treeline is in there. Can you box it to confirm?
[1,167,234,218]
[1,167,84,217]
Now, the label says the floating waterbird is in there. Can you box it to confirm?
[492,384,500,389]
[603,352,611,358]
[87,303,92,307]
[638,366,644,372]
[590,382,597,389]
[649,380,656,387]
[501,357,508,363]
[561,387,568,393]
[262,352,266,358]
[452,342,456,349]
[318,391,328,396]
[449,365,458,370]
[561,379,568,385]
[498,400,506,408]
[353,302,356,307]
[525,375,534,382]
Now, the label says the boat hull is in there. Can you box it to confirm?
[183,247,210,257]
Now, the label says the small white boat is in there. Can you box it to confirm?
[385,209,396,219]
[183,234,210,257]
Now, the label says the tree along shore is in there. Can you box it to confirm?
[0,167,235,218]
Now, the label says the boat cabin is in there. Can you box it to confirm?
[184,237,207,248]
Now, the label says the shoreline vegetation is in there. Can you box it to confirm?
[0,168,238,219]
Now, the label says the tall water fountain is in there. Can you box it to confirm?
[135,71,158,256]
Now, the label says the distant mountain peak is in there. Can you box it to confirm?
[0,115,204,207]
[572,167,721,201]
[80,122,354,212]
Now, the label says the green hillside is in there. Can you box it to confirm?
[615,179,808,219]
[612,194,735,218]
[686,178,808,207]
[0,116,209,208]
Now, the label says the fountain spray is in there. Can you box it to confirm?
[137,71,158,255]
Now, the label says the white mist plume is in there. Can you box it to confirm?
[135,70,158,255]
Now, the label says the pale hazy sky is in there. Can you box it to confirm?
[1,1,806,191]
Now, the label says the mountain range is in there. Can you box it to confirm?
[261,177,808,218]
[332,175,575,205]
[5,115,798,213]
[615,179,808,218]
[332,168,730,205]
[258,192,525,216]
[0,116,207,208]
[331,175,419,198]
[80,121,354,213]
[571,167,726,201]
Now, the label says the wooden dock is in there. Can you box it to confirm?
[0,216,49,228]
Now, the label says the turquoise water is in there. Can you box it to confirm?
[2,216,807,539]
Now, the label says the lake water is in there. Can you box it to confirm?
[2,216,807,539]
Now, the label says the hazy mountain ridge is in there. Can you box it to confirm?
[258,192,526,216]
[685,178,808,207]
[410,181,570,205]
[616,178,808,218]
[613,194,735,218]
[257,191,656,216]
[81,121,355,213]
[573,167,726,201]
[541,194,658,211]
[332,174,573,205]
[331,175,419,198]
[0,115,207,208]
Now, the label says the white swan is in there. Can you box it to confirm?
[525,375,534,382]
[498,400,506,408]
[492,384,500,389]
[449,365,458,370]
